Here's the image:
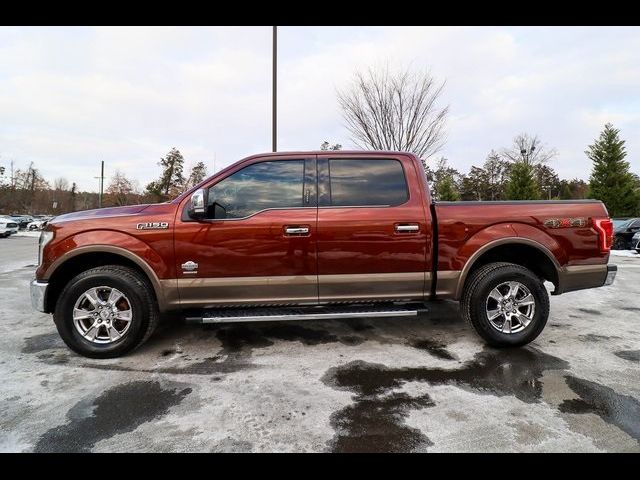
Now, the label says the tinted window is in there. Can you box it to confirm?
[207,160,305,219]
[328,159,408,206]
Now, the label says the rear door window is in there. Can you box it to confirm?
[323,159,408,207]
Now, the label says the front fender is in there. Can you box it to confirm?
[41,230,173,280]
[39,230,177,312]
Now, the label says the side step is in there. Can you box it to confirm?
[185,303,427,324]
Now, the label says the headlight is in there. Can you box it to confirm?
[38,231,54,266]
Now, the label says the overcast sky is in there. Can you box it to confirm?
[1,26,638,192]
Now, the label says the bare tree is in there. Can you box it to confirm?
[54,177,70,192]
[337,65,448,159]
[106,170,137,206]
[502,133,557,166]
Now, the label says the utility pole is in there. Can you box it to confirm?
[272,25,277,152]
[95,160,105,208]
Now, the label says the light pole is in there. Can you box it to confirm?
[94,160,105,208]
[272,26,277,153]
[520,144,536,165]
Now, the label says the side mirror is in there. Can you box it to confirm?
[188,188,206,219]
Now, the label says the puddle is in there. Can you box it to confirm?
[34,381,191,452]
[614,350,640,363]
[559,376,640,441]
[322,347,569,452]
[409,339,456,360]
[22,333,63,354]
[578,308,602,315]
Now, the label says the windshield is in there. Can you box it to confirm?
[614,219,634,231]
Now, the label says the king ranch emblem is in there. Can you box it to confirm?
[136,222,169,230]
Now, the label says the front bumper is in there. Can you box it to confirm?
[30,279,48,312]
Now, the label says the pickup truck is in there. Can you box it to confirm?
[31,151,617,358]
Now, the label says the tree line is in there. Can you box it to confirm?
[0,149,208,215]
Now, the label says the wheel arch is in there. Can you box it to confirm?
[43,246,174,313]
[455,237,561,300]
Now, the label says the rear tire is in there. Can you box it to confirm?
[53,265,159,358]
[461,262,549,347]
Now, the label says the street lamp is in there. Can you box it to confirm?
[520,145,536,164]
[272,26,277,152]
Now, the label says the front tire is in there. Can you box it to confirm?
[461,262,549,347]
[54,265,159,358]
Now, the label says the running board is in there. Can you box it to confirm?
[185,304,426,324]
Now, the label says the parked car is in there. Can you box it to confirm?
[30,151,616,358]
[10,215,34,230]
[0,218,19,237]
[612,217,640,249]
[632,231,640,254]
[28,219,49,231]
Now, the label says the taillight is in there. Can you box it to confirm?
[593,218,613,253]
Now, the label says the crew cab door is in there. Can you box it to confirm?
[316,154,431,303]
[174,155,318,307]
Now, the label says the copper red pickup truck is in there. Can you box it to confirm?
[31,151,617,358]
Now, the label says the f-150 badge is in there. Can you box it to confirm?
[136,222,169,230]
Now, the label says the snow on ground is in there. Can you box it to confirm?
[13,231,42,238]
[610,249,639,258]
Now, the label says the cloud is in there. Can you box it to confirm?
[0,26,638,192]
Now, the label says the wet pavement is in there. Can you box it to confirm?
[1,236,638,452]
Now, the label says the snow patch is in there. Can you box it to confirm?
[610,250,639,258]
[13,231,42,238]
[0,261,36,275]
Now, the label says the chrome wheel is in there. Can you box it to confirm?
[485,281,535,334]
[72,286,133,344]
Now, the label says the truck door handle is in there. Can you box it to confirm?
[285,226,310,235]
[395,224,420,233]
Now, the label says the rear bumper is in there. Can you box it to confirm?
[555,264,616,295]
[30,279,48,312]
[604,264,617,286]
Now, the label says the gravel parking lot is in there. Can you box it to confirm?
[0,235,638,452]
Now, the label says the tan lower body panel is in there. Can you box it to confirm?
[434,271,461,299]
[318,272,427,303]
[172,272,431,309]
[176,275,318,308]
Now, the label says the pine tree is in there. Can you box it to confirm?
[320,141,342,151]
[506,162,540,200]
[587,123,639,217]
[559,181,573,200]
[146,148,186,200]
[186,161,208,190]
[437,175,461,201]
